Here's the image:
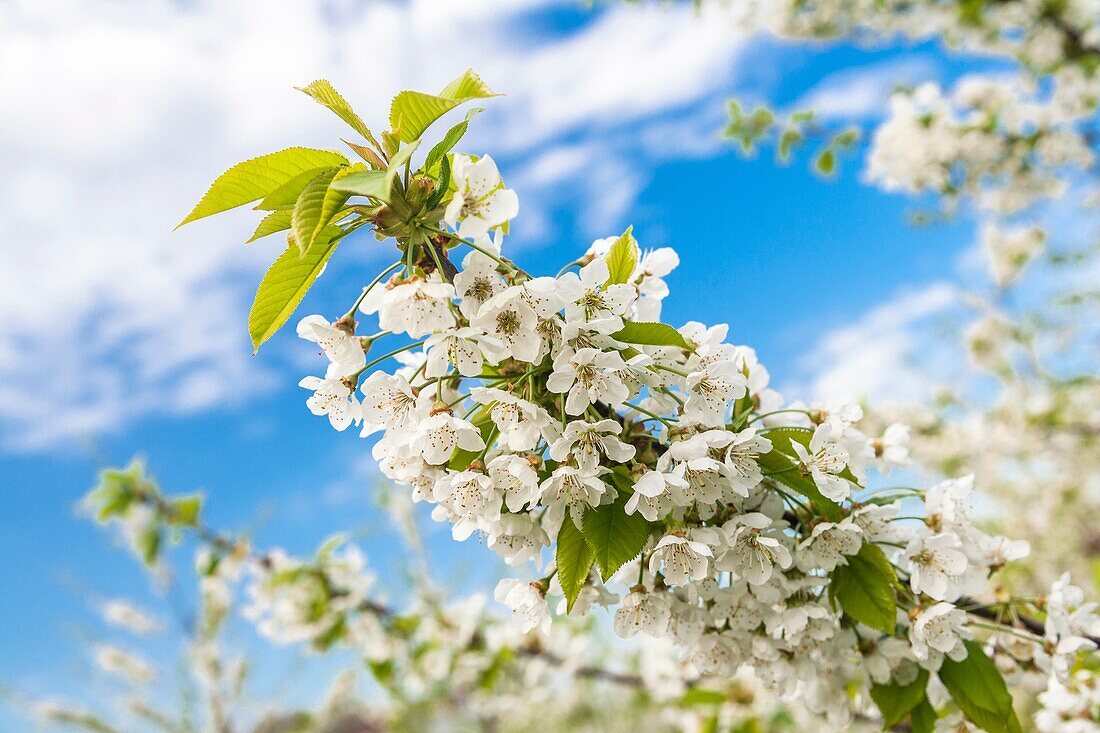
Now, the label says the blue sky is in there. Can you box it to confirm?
[0,0,1011,724]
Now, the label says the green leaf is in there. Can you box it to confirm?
[248,225,344,352]
[171,495,203,527]
[316,534,348,561]
[247,210,293,243]
[611,321,691,349]
[255,166,337,211]
[291,166,359,254]
[330,169,389,200]
[291,168,341,255]
[296,79,373,140]
[343,139,387,170]
[84,461,156,523]
[389,69,498,143]
[815,148,836,176]
[330,140,420,205]
[603,225,640,286]
[177,147,349,227]
[556,518,596,612]
[679,688,727,707]
[426,153,452,211]
[137,525,162,566]
[778,127,803,161]
[939,641,1022,733]
[582,484,651,581]
[870,669,929,729]
[829,543,897,634]
[424,107,484,173]
[909,698,937,733]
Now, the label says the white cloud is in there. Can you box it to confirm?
[791,283,960,404]
[0,0,752,451]
[797,57,938,121]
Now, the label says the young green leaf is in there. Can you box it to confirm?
[678,688,727,707]
[389,69,498,143]
[296,79,374,141]
[177,148,349,227]
[611,321,691,349]
[557,518,596,612]
[870,669,929,729]
[343,139,387,170]
[247,210,293,244]
[330,140,420,205]
[290,166,359,254]
[137,525,162,566]
[248,226,345,352]
[828,543,898,634]
[815,148,836,176]
[330,169,390,200]
[938,641,1022,733]
[255,166,338,211]
[424,107,484,174]
[171,494,203,527]
[582,485,651,581]
[291,168,340,254]
[909,698,937,733]
[604,226,639,286]
[84,462,149,521]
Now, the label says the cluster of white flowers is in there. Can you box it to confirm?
[164,60,1098,728]
[716,0,1099,214]
[287,155,1094,726]
[242,540,377,648]
[867,76,1096,215]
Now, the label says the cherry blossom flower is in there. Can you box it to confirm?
[797,519,862,572]
[909,602,971,670]
[299,372,361,431]
[432,470,501,540]
[297,314,364,377]
[360,277,455,338]
[790,423,852,502]
[486,514,549,567]
[556,259,635,326]
[412,412,486,465]
[905,531,969,601]
[445,154,519,239]
[649,532,717,586]
[613,589,671,639]
[624,470,685,521]
[683,360,748,427]
[549,419,636,472]
[721,428,772,496]
[452,250,504,318]
[469,386,553,452]
[546,347,631,415]
[359,372,420,430]
[720,513,793,586]
[487,453,541,513]
[538,465,607,530]
[874,422,912,474]
[472,286,542,363]
[493,578,550,635]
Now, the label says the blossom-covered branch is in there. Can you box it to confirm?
[171,72,1100,731]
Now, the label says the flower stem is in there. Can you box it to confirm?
[352,340,427,381]
[346,261,402,319]
[626,403,677,427]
